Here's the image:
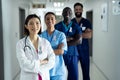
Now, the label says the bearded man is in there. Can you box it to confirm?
[72,2,92,80]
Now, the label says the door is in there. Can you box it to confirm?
[19,8,25,39]
[86,10,93,57]
[0,0,4,80]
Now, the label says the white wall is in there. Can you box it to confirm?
[2,0,30,80]
[85,0,120,80]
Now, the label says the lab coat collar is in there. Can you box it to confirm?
[25,35,41,52]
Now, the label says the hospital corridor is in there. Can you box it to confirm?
[0,0,120,80]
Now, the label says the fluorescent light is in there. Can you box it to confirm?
[53,2,64,7]
[112,0,116,4]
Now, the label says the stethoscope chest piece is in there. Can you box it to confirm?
[24,36,31,52]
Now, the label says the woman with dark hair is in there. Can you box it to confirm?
[16,14,55,80]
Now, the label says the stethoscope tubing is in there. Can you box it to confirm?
[24,36,31,52]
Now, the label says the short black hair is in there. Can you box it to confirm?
[44,12,56,19]
[74,2,83,8]
[62,7,72,17]
[24,14,41,35]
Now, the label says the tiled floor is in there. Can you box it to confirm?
[78,58,108,80]
[15,57,108,80]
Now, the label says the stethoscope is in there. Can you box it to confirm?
[23,36,42,54]
[24,36,31,52]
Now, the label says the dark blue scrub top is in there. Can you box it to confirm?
[72,18,92,50]
[55,21,82,56]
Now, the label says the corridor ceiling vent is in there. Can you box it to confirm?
[32,4,46,8]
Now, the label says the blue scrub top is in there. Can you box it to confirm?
[55,21,82,56]
[40,30,67,76]
[72,18,92,50]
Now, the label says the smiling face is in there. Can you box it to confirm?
[45,13,56,30]
[74,5,83,18]
[62,7,72,24]
[25,18,41,36]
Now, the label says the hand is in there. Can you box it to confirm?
[67,37,73,41]
[57,43,64,49]
[40,59,48,65]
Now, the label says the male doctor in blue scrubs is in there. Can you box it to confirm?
[72,3,92,80]
[55,7,82,80]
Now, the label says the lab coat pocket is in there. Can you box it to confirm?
[38,52,48,60]
[38,47,48,60]
[21,71,38,80]
[40,68,50,80]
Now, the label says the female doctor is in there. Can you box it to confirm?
[16,14,55,80]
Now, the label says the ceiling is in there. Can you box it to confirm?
[49,0,70,2]
[21,0,87,8]
[27,0,86,3]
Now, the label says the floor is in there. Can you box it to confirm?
[79,58,108,80]
[15,57,108,80]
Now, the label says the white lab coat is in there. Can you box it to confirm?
[16,36,55,80]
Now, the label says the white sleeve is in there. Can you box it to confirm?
[16,40,40,73]
[40,40,55,70]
